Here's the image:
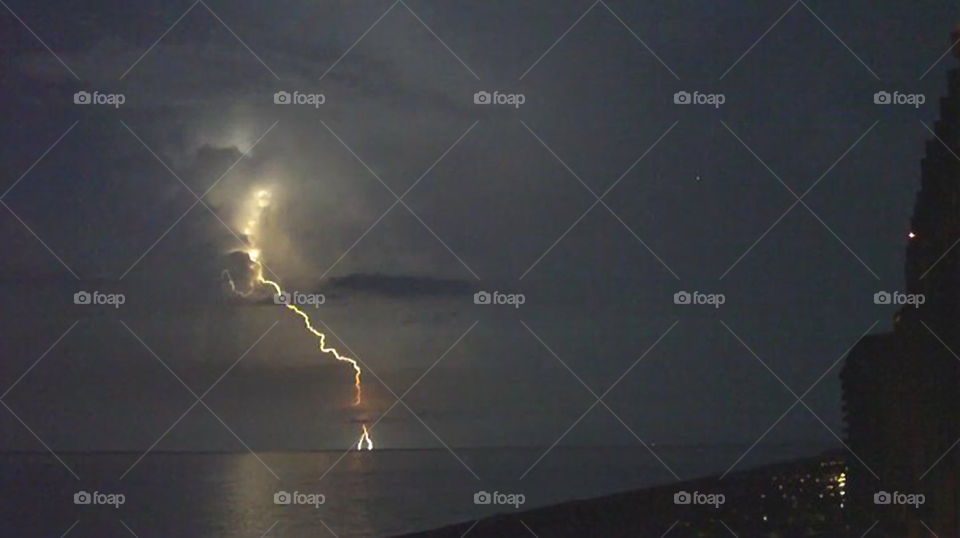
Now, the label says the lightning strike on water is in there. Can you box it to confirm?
[224,187,373,450]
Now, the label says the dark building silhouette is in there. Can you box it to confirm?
[842,28,960,538]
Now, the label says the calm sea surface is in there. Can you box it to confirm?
[0,445,824,537]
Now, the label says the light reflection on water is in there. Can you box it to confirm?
[0,445,826,537]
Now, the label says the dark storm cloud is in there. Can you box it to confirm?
[230,272,471,307]
[326,273,472,298]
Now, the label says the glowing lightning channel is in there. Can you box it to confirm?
[229,188,373,450]
[252,265,363,406]
[357,424,374,451]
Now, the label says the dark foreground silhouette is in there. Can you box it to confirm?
[399,450,847,538]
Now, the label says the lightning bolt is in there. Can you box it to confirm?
[357,424,374,451]
[225,188,373,450]
[251,266,363,405]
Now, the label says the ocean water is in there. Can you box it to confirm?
[0,445,824,537]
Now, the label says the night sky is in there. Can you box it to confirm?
[1,0,957,471]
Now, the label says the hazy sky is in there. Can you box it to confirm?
[1,0,957,473]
